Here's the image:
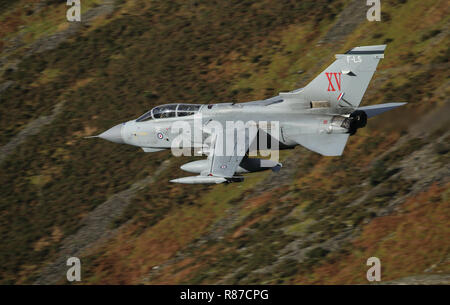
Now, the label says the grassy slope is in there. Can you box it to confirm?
[0,0,448,284]
[296,183,450,284]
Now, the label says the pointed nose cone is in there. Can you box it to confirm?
[98,124,124,144]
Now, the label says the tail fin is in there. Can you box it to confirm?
[302,45,386,108]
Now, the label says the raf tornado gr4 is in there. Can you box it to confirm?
[90,45,405,184]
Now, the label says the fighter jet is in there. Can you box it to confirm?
[92,45,405,184]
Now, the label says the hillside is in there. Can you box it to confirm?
[0,0,448,284]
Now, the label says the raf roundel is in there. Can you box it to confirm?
[157,132,164,139]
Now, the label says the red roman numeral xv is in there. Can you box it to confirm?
[325,72,342,92]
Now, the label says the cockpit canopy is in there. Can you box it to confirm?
[136,104,201,122]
